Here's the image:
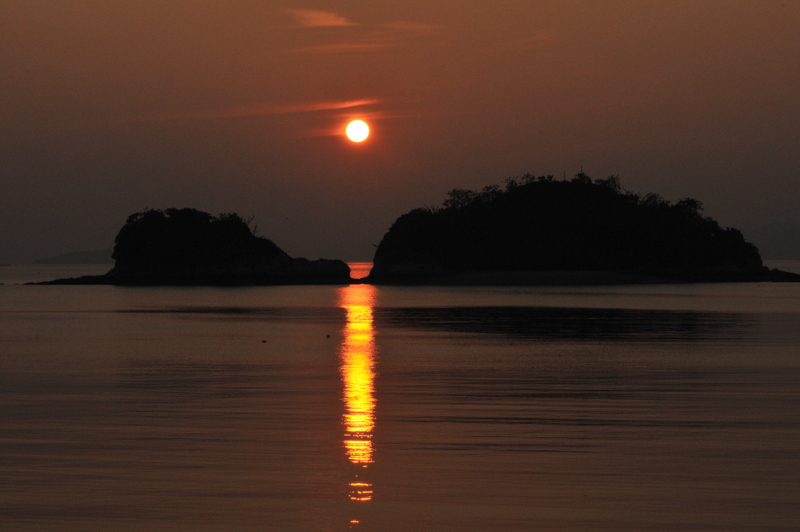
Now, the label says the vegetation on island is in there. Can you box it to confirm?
[369,173,777,283]
[41,208,350,285]
[34,179,799,286]
[111,209,285,278]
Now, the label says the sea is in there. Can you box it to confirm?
[1,261,799,531]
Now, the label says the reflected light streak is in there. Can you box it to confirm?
[338,284,378,503]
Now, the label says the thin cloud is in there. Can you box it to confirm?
[71,99,380,128]
[211,99,380,118]
[286,9,356,28]
[308,108,425,137]
[143,99,380,123]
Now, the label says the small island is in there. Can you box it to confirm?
[367,173,798,285]
[39,208,350,285]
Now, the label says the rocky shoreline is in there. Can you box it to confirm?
[34,265,800,287]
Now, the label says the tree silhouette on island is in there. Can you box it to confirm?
[367,173,796,284]
[41,208,350,285]
[38,174,798,286]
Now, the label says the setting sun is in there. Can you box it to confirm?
[346,120,370,142]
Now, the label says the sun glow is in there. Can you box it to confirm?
[339,284,377,463]
[345,120,370,142]
[338,284,378,503]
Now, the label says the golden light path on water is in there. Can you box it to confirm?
[337,284,378,504]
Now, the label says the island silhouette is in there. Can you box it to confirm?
[367,173,797,284]
[37,175,798,286]
[39,208,350,285]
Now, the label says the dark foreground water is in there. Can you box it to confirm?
[1,273,800,531]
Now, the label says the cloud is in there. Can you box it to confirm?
[144,99,380,123]
[70,99,381,128]
[286,9,356,28]
[205,99,380,119]
[307,107,427,137]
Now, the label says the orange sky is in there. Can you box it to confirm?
[1,1,798,262]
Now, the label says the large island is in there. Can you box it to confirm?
[367,174,798,284]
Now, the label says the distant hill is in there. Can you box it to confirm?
[747,222,800,260]
[33,249,114,264]
[368,173,784,284]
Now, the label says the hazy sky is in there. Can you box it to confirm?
[1,0,798,262]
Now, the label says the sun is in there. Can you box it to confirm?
[346,120,370,142]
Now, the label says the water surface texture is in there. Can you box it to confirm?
[1,279,799,531]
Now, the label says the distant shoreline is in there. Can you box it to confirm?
[30,274,352,287]
[29,267,800,286]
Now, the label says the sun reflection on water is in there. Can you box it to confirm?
[338,284,378,504]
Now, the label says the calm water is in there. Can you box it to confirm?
[2,265,800,531]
